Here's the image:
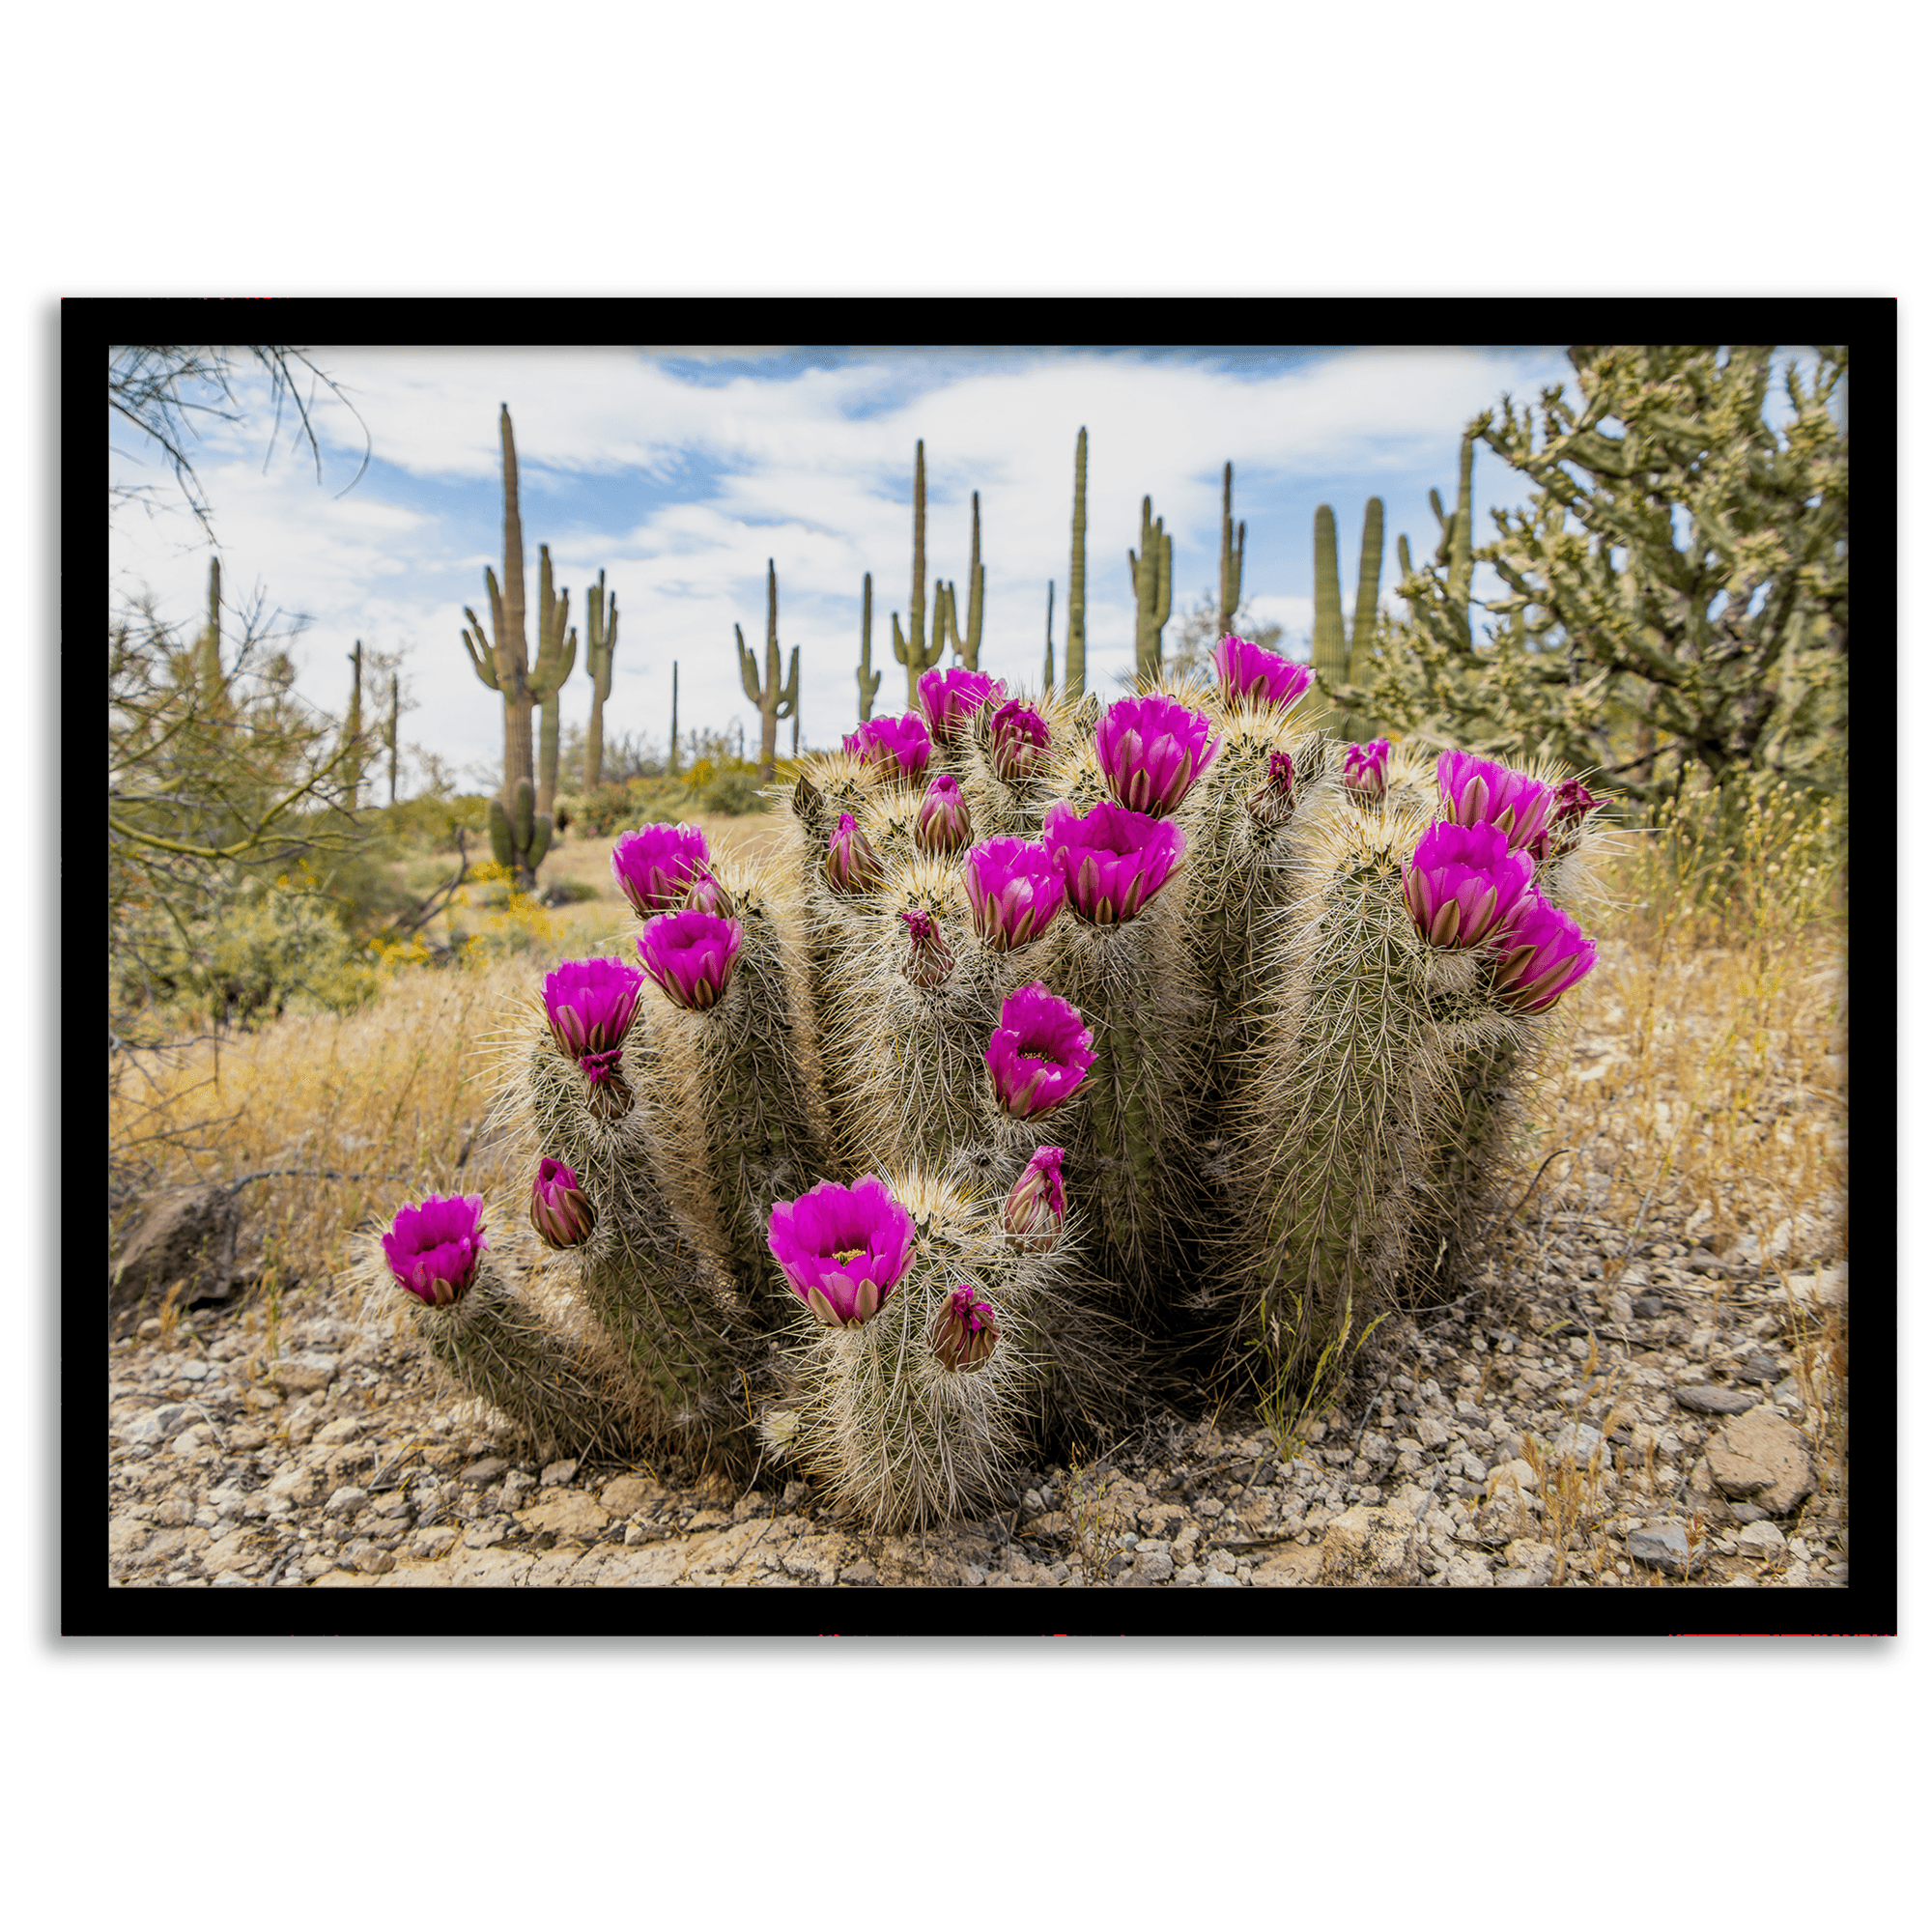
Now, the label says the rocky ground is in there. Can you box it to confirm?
[105,1187,1851,1593]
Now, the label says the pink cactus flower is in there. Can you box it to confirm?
[1248,748,1297,828]
[1342,738,1392,802]
[1094,694,1222,815]
[989,699,1053,786]
[766,1175,918,1329]
[528,1157,596,1250]
[1436,749,1555,853]
[1211,634,1315,711]
[611,821,711,920]
[932,1282,1001,1372]
[542,957,646,1077]
[918,668,1006,744]
[1402,820,1536,950]
[1526,776,1607,861]
[1002,1145,1066,1252]
[899,906,955,988]
[1488,888,1599,1012]
[852,712,932,782]
[826,811,887,895]
[1041,799,1187,927]
[984,981,1095,1120]
[637,910,745,1011]
[916,773,973,856]
[382,1192,488,1308]
[963,837,1065,952]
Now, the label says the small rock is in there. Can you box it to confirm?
[460,1457,510,1484]
[540,1460,579,1487]
[111,1182,241,1313]
[1549,1422,1607,1468]
[1632,1296,1665,1320]
[1628,1520,1699,1576]
[1785,1265,1847,1310]
[325,1486,370,1515]
[1707,1409,1815,1515]
[1495,1539,1557,1587]
[1317,1505,1422,1586]
[1732,1350,1783,1385]
[1673,1385,1757,1416]
[1134,1548,1176,1583]
[524,1492,610,1541]
[1735,1521,1787,1558]
[731,1491,770,1522]
[685,1509,732,1532]
[838,1559,878,1586]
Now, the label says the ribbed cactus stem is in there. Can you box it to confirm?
[197,556,223,707]
[1066,428,1088,699]
[1128,496,1173,681]
[1218,463,1245,639]
[669,661,680,777]
[385,670,400,808]
[891,441,948,705]
[1310,504,1348,735]
[857,573,882,722]
[585,568,617,793]
[344,639,363,810]
[1043,579,1055,694]
[1347,498,1385,739]
[738,559,798,782]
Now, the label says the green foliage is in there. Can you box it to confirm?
[1369,347,1847,808]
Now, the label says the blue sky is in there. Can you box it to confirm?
[107,341,1809,789]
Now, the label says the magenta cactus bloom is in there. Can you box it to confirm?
[382,1192,488,1308]
[528,1157,596,1250]
[916,773,973,856]
[1094,694,1222,815]
[917,668,1005,744]
[611,821,711,920]
[840,729,864,756]
[1436,749,1555,853]
[1041,799,1187,927]
[852,712,932,782]
[766,1174,918,1329]
[1526,776,1606,861]
[984,981,1095,1120]
[963,837,1065,952]
[542,956,646,1075]
[1402,821,1536,950]
[932,1282,1001,1372]
[825,811,886,895]
[637,910,744,1011]
[1002,1145,1066,1252]
[683,869,736,918]
[1249,748,1297,828]
[899,906,955,988]
[1211,634,1315,711]
[1342,738,1392,801]
[1489,888,1599,1013]
[989,699,1052,786]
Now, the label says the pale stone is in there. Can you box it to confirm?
[1317,1505,1422,1585]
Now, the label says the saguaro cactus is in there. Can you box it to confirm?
[669,662,681,777]
[1217,463,1245,639]
[195,556,223,708]
[343,639,365,811]
[1127,496,1173,680]
[1066,428,1088,699]
[1347,498,1385,739]
[893,441,948,706]
[857,573,882,723]
[459,404,556,890]
[738,557,800,782]
[938,490,986,670]
[531,546,577,819]
[584,569,618,792]
[1398,425,1478,643]
[384,668,400,807]
[1043,580,1056,694]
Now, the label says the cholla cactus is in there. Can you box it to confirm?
[371,646,1613,1527]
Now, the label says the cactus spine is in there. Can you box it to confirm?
[1127,496,1173,681]
[1217,462,1245,639]
[938,490,985,670]
[1043,579,1055,694]
[857,573,882,722]
[738,558,800,783]
[584,569,618,792]
[892,440,947,705]
[459,405,556,890]
[1065,428,1088,699]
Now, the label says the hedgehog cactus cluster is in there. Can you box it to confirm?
[362,642,1608,1532]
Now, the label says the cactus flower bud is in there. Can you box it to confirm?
[899,906,956,988]
[852,712,932,783]
[1094,694,1222,815]
[766,1175,917,1329]
[1436,749,1555,853]
[1247,748,1297,829]
[1488,887,1599,1012]
[984,981,1095,1120]
[932,1282,1001,1372]
[916,773,973,856]
[963,836,1065,951]
[1211,634,1315,711]
[989,699,1052,785]
[611,821,711,919]
[917,668,1005,744]
[637,909,744,1011]
[1342,738,1392,802]
[1002,1145,1066,1251]
[683,869,736,918]
[1526,776,1606,861]
[1402,821,1535,950]
[382,1192,488,1308]
[826,811,886,895]
[1042,798,1186,927]
[528,1157,596,1249]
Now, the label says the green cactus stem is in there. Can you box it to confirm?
[343,639,364,810]
[195,556,223,709]
[1346,498,1386,740]
[891,440,948,706]
[1217,463,1245,640]
[1127,495,1173,681]
[384,669,400,807]
[1043,579,1055,694]
[938,491,985,670]
[584,568,618,793]
[1310,505,1348,735]
[1066,427,1089,700]
[857,573,882,723]
[531,545,577,821]
[669,661,681,777]
[738,558,800,783]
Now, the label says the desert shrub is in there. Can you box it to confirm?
[698,766,768,816]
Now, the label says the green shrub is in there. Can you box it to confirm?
[699,767,769,816]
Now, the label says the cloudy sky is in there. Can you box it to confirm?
[107,339,1804,789]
